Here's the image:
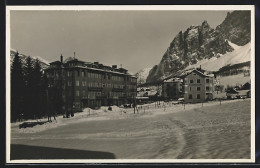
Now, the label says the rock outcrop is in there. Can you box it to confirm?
[146,10,251,83]
[216,11,251,46]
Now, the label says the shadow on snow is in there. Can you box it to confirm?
[11,144,116,159]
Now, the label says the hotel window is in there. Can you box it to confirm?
[75,90,80,97]
[82,90,85,97]
[67,71,72,77]
[68,81,72,86]
[190,79,193,84]
[197,79,200,83]
[82,71,86,77]
[197,94,200,99]
[76,81,80,86]
[189,94,192,99]
[197,87,200,91]
[206,86,210,91]
[206,78,210,83]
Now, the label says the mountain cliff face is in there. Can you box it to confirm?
[216,11,251,46]
[146,11,251,83]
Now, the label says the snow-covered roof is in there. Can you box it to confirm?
[48,58,135,77]
[189,69,212,78]
[164,77,182,83]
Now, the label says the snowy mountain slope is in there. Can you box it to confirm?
[185,42,251,71]
[135,67,152,85]
[10,49,50,69]
[33,56,50,65]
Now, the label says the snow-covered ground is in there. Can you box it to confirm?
[11,99,251,160]
[12,99,248,134]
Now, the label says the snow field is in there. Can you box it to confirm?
[185,42,251,71]
[11,99,251,159]
[12,98,248,134]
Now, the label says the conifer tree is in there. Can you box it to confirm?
[24,56,34,119]
[40,72,48,117]
[11,52,25,122]
[31,59,43,119]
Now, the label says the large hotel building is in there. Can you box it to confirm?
[45,55,137,113]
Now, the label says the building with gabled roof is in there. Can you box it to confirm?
[182,69,214,103]
[162,77,183,100]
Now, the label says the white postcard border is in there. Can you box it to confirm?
[6,5,255,164]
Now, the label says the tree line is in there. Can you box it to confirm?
[11,52,48,122]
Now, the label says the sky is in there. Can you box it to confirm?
[10,10,229,74]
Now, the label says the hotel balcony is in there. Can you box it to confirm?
[112,88,125,92]
[88,87,104,91]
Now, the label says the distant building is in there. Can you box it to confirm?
[241,81,251,90]
[183,69,214,103]
[45,55,137,113]
[226,88,239,99]
[162,78,183,100]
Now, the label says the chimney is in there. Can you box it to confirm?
[60,54,63,63]
[112,65,117,69]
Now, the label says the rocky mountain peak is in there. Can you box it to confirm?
[201,20,209,27]
[146,10,250,83]
[216,11,250,46]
